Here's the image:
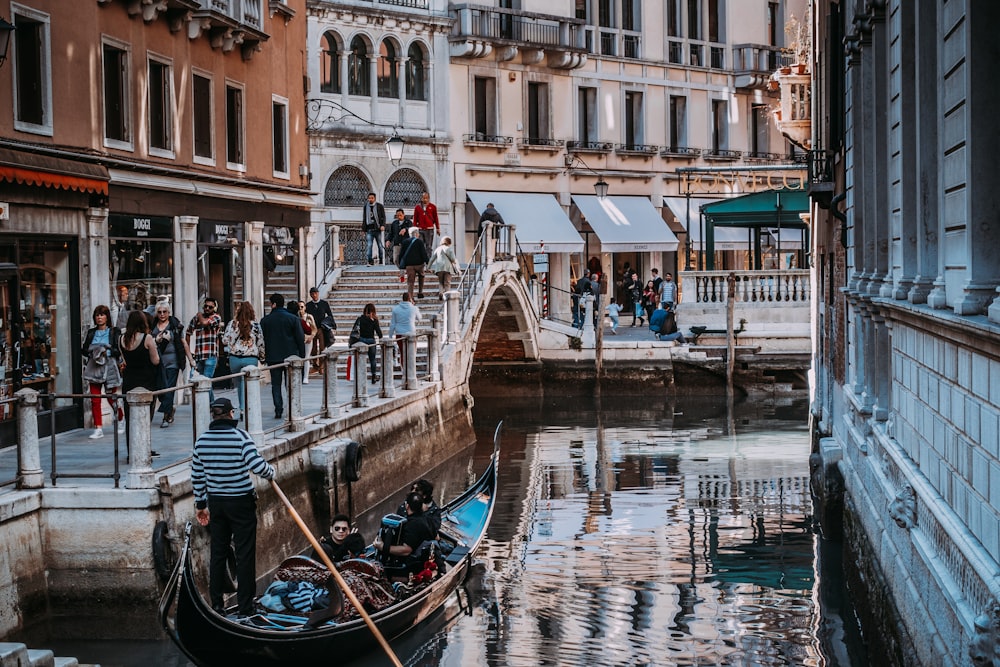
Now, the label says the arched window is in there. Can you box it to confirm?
[377,40,399,99]
[406,43,427,101]
[348,36,370,96]
[320,32,341,94]
[384,168,427,211]
[324,166,372,207]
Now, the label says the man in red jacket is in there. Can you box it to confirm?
[413,191,439,255]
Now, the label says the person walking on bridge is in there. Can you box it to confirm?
[193,397,275,617]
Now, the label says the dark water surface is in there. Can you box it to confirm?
[31,393,867,666]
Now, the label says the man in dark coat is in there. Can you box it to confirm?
[260,293,305,420]
[362,192,386,265]
[305,287,335,349]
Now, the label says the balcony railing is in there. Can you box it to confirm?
[616,143,658,155]
[660,146,702,158]
[703,149,742,160]
[685,270,812,304]
[519,137,565,150]
[463,133,514,146]
[451,5,589,53]
[567,140,614,152]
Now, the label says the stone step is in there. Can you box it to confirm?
[0,644,95,667]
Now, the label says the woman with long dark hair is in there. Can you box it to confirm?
[352,302,383,382]
[221,301,265,414]
[81,304,124,439]
[121,310,160,454]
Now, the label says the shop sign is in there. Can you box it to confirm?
[199,220,245,245]
[109,214,173,239]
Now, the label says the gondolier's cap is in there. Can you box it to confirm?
[210,397,234,413]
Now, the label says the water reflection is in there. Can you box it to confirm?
[452,393,830,667]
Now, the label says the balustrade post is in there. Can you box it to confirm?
[351,343,368,407]
[15,389,43,489]
[504,224,516,259]
[193,377,212,438]
[581,294,596,348]
[331,225,341,269]
[404,335,418,390]
[125,388,155,489]
[483,221,496,263]
[380,340,395,398]
[445,290,460,343]
[244,365,265,446]
[427,326,440,383]
[287,356,305,432]
[324,348,341,419]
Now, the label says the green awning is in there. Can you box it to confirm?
[701,189,809,227]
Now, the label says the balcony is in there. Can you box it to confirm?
[450,4,589,70]
[188,0,268,57]
[567,141,614,154]
[615,143,658,157]
[703,149,742,161]
[518,137,565,152]
[771,66,811,150]
[807,149,835,209]
[732,44,792,89]
[660,146,701,159]
[463,133,514,151]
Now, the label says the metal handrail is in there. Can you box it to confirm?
[455,229,490,325]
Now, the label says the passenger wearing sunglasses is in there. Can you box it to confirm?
[186,297,223,403]
[311,514,366,563]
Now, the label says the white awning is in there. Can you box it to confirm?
[572,195,678,252]
[662,196,752,250]
[468,191,584,253]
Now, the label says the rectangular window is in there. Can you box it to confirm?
[767,2,779,46]
[12,8,51,134]
[622,0,638,31]
[751,103,769,155]
[272,98,288,176]
[624,91,643,148]
[192,73,213,161]
[687,0,700,39]
[668,95,686,150]
[667,0,681,37]
[711,99,728,152]
[708,0,721,42]
[527,82,550,144]
[575,0,588,21]
[473,76,497,139]
[599,0,614,27]
[226,83,245,168]
[103,43,130,146]
[148,58,173,154]
[578,87,597,145]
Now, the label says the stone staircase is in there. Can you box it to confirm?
[321,265,445,379]
[264,265,300,307]
[0,642,97,667]
[326,265,444,330]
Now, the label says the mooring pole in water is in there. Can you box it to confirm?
[270,480,404,667]
[726,272,736,393]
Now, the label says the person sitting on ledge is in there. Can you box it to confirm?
[650,305,688,344]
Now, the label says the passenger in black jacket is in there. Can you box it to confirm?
[259,293,305,420]
[398,227,430,301]
[305,287,336,350]
[311,514,366,563]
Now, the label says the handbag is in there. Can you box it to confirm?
[347,317,362,347]
[320,315,336,332]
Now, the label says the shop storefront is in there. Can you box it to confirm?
[109,214,174,325]
[0,238,82,436]
[198,220,245,323]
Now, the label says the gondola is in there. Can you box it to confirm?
[158,432,499,667]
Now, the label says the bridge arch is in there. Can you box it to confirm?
[465,270,539,364]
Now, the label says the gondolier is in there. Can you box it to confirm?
[192,397,275,617]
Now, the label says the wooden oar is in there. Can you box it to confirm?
[269,479,403,667]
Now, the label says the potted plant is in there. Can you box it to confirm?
[784,7,812,74]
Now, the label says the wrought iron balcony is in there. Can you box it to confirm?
[450,4,589,69]
[616,143,659,156]
[567,141,613,153]
[807,149,835,208]
[519,137,565,151]
[660,146,701,158]
[463,133,514,147]
[703,149,743,161]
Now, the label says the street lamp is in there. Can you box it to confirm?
[306,98,406,164]
[385,132,404,165]
[564,154,609,199]
[0,17,14,69]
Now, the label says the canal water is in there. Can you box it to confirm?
[29,392,868,666]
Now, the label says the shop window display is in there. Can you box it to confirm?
[110,239,173,324]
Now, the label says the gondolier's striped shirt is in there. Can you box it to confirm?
[192,419,275,509]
